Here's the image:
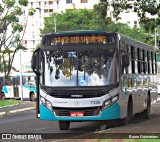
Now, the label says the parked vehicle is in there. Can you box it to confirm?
[0,72,36,101]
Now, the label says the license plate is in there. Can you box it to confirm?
[70,112,84,117]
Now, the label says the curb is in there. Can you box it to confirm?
[0,107,35,117]
[0,103,19,109]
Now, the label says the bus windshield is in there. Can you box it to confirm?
[43,49,119,87]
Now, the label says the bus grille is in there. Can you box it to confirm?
[53,107,101,116]
[50,93,104,98]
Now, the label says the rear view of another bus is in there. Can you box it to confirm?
[22,73,37,101]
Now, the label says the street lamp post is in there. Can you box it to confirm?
[36,7,56,32]
[155,28,157,49]
[54,15,56,32]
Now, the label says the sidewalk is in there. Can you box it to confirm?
[0,101,36,117]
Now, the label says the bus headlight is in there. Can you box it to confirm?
[112,95,119,103]
[40,96,52,111]
[103,94,119,110]
[40,97,45,104]
[45,100,52,111]
[104,100,111,108]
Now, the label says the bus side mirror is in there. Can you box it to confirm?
[122,55,129,67]
[31,48,41,76]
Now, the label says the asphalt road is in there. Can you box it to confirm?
[0,101,160,141]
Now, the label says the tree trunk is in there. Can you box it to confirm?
[0,81,5,100]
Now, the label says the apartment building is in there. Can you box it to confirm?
[20,0,100,51]
[14,0,100,71]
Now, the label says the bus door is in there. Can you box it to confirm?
[12,77,19,98]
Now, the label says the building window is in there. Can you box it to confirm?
[81,0,88,3]
[39,2,41,6]
[134,21,138,28]
[66,0,72,4]
[44,9,48,13]
[49,1,53,4]
[49,9,53,12]
[23,10,25,16]
[39,9,41,15]
[25,41,27,44]
[31,2,33,6]
[57,1,59,8]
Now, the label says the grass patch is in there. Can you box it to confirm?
[0,100,20,107]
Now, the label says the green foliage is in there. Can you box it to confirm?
[12,23,23,32]
[107,22,154,46]
[134,0,160,32]
[3,14,19,24]
[18,0,28,6]
[5,0,15,8]
[28,8,36,16]
[14,6,23,15]
[112,0,132,21]
[41,9,98,34]
[0,4,4,13]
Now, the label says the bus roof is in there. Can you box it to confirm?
[120,34,156,52]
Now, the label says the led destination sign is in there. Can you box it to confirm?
[44,35,116,45]
[53,35,106,44]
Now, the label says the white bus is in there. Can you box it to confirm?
[0,72,36,101]
[31,30,158,130]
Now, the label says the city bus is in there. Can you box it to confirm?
[0,72,36,101]
[31,30,158,130]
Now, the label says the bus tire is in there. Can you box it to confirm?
[121,96,133,125]
[59,121,70,130]
[30,92,36,101]
[142,95,151,119]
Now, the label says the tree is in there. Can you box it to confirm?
[94,0,132,30]
[41,9,99,34]
[107,22,155,46]
[134,0,160,32]
[0,0,35,100]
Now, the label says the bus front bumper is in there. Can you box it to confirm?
[40,103,120,121]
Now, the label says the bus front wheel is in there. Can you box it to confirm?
[59,121,70,130]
